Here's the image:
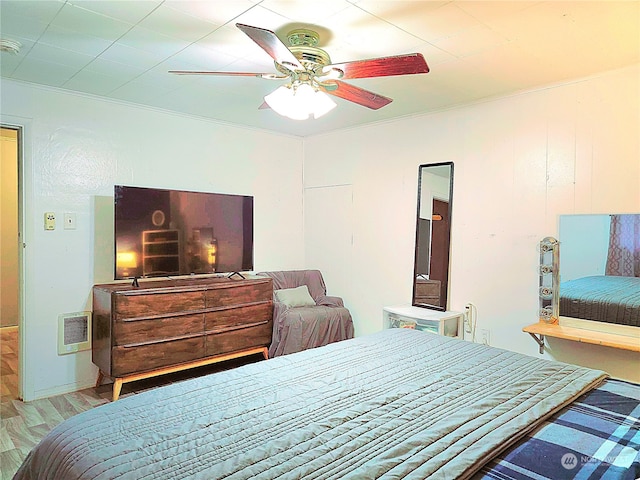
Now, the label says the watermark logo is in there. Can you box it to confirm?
[561,453,578,470]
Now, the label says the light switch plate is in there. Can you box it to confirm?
[44,212,55,230]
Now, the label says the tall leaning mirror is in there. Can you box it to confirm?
[413,162,454,311]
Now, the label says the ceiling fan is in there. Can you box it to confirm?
[169,23,430,119]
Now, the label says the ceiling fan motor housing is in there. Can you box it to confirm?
[285,29,332,75]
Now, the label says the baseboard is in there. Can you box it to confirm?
[29,378,97,402]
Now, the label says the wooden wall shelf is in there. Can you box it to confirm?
[523,322,640,354]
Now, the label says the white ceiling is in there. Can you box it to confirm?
[1,1,638,137]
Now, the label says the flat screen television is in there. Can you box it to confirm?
[114,185,253,280]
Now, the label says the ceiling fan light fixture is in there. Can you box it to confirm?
[264,83,336,120]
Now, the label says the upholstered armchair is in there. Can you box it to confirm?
[256,270,354,357]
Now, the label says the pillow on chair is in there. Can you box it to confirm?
[274,285,316,307]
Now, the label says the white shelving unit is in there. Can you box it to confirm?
[383,305,464,339]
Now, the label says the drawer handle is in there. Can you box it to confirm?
[205,320,269,335]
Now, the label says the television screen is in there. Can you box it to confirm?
[114,185,253,280]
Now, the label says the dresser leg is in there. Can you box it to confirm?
[95,371,104,389]
[112,378,123,401]
[261,347,269,360]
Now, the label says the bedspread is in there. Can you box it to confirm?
[14,328,606,480]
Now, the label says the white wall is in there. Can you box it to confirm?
[3,64,639,400]
[1,80,305,401]
[303,65,640,382]
[419,170,450,219]
[560,214,611,280]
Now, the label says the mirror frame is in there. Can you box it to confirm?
[412,162,454,311]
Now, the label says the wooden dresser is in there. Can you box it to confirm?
[92,276,273,400]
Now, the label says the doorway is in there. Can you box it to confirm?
[430,198,450,305]
[1,126,20,401]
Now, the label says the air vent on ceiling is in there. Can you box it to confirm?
[0,39,21,55]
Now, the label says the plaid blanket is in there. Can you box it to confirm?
[476,379,640,479]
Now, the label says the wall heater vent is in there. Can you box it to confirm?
[58,312,91,355]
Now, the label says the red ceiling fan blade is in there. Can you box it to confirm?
[168,70,285,79]
[236,23,303,70]
[324,53,429,80]
[321,80,392,110]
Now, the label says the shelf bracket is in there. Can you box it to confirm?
[527,332,545,354]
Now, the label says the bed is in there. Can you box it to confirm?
[560,275,640,327]
[14,328,639,480]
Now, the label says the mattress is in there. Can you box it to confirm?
[14,328,606,480]
[560,275,640,326]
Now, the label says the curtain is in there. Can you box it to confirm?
[605,214,640,277]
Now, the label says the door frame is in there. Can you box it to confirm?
[2,117,29,400]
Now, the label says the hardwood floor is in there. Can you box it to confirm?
[1,328,18,403]
[0,329,264,480]
[1,387,109,480]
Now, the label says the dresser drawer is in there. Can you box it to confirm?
[113,313,204,346]
[205,303,272,332]
[205,321,272,357]
[114,291,205,320]
[205,282,272,308]
[112,336,204,376]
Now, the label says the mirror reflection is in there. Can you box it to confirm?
[413,162,454,311]
[559,213,640,327]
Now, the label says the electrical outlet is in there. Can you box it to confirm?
[464,303,476,335]
[480,329,491,346]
